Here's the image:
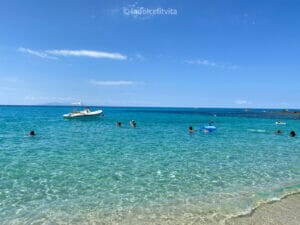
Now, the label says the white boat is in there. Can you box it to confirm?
[275,121,286,125]
[63,108,103,118]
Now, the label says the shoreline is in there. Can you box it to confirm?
[226,192,300,225]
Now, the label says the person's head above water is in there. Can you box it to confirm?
[208,120,214,126]
[117,121,122,126]
[290,131,296,137]
[29,130,35,136]
[130,120,136,127]
[189,126,198,133]
[276,130,282,134]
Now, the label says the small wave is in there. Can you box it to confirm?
[247,129,267,133]
[225,187,300,223]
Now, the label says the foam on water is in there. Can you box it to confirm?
[0,106,299,224]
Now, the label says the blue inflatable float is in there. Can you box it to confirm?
[200,125,217,132]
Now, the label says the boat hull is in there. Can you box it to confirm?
[63,110,103,118]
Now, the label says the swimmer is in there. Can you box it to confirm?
[130,120,136,127]
[275,130,282,134]
[290,131,296,137]
[189,126,193,133]
[189,126,198,133]
[29,130,35,136]
[117,121,122,127]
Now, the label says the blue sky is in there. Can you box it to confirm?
[0,0,299,108]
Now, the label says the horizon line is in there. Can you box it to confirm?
[0,104,299,110]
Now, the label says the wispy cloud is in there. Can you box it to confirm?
[18,47,127,60]
[135,53,145,61]
[24,96,75,101]
[89,80,144,86]
[18,47,57,59]
[46,50,127,60]
[235,99,252,105]
[128,53,145,61]
[0,87,16,92]
[185,59,239,70]
[0,76,20,92]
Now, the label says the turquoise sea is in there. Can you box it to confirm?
[0,106,299,224]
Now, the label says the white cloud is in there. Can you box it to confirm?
[185,59,239,70]
[128,53,145,61]
[46,49,127,60]
[89,80,143,86]
[18,47,127,60]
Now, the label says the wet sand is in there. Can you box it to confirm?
[226,193,300,225]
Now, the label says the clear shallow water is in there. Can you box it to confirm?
[0,106,299,224]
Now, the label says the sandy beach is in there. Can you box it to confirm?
[226,193,300,225]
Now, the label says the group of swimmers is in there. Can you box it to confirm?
[276,130,296,137]
[189,121,215,133]
[189,126,297,137]
[28,120,296,137]
[117,120,136,128]
[28,120,137,137]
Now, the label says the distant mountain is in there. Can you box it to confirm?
[39,102,73,106]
